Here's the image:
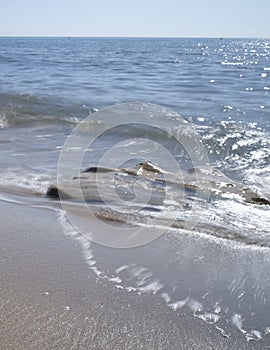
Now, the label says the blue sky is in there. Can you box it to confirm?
[1,0,269,37]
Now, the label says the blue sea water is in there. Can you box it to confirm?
[1,37,270,118]
[1,37,270,343]
[1,37,269,195]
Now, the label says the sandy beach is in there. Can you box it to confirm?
[0,200,261,349]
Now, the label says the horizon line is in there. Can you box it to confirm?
[0,35,269,39]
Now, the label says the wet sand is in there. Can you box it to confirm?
[0,200,260,349]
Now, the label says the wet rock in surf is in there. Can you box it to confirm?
[46,161,270,206]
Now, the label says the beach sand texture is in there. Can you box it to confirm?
[0,201,254,350]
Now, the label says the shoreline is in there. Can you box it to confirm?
[0,199,264,349]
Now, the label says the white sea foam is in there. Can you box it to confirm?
[168,298,188,311]
[115,265,130,274]
[215,325,229,338]
[139,280,163,295]
[0,167,52,195]
[265,327,270,335]
[187,299,204,313]
[250,330,262,340]
[86,260,96,267]
[231,314,245,333]
[108,277,122,284]
[222,61,243,65]
[160,292,171,303]
[214,305,221,314]
[195,313,220,324]
[0,112,8,128]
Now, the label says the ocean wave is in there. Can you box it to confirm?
[197,119,270,179]
[2,164,268,248]
[1,100,269,249]
[0,93,92,128]
[45,159,270,248]
[0,166,54,196]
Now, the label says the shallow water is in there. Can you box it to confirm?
[0,37,270,344]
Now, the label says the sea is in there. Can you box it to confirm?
[1,37,270,344]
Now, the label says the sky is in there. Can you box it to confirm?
[0,0,269,38]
